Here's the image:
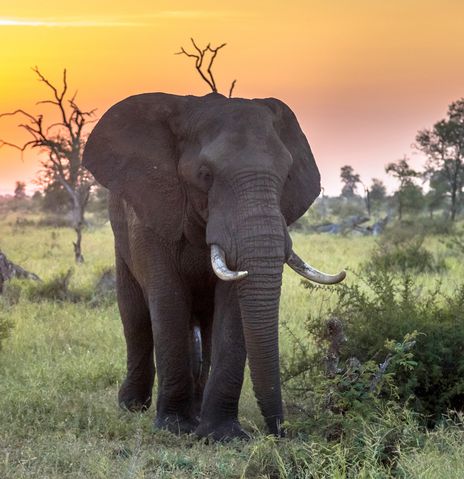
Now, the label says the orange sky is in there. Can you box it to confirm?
[1,0,463,195]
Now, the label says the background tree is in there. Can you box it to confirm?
[14,181,27,200]
[386,156,419,220]
[41,181,71,214]
[424,170,448,218]
[369,178,387,214]
[0,68,96,262]
[176,38,237,97]
[340,165,361,198]
[416,98,464,221]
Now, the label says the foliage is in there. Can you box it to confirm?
[416,98,464,222]
[367,233,446,274]
[386,157,421,219]
[19,267,115,306]
[285,261,464,424]
[369,178,387,214]
[86,184,109,223]
[14,181,27,200]
[41,180,72,214]
[340,165,361,198]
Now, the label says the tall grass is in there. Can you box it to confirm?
[1,215,463,478]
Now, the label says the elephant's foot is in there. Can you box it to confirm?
[154,413,199,435]
[195,419,251,442]
[118,380,152,412]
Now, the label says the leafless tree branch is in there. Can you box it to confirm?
[176,38,235,96]
[228,79,237,98]
[0,67,96,263]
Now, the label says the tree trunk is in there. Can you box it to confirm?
[73,220,84,263]
[365,188,371,217]
[450,189,457,222]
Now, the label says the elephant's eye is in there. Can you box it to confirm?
[198,165,213,190]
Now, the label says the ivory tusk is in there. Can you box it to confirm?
[287,251,346,284]
[210,244,248,281]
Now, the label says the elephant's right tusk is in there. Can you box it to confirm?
[210,244,248,281]
[287,251,346,284]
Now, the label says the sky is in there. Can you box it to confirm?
[0,0,463,195]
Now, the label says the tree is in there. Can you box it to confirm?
[14,181,27,200]
[369,178,387,213]
[0,67,96,262]
[176,38,237,97]
[41,180,71,214]
[425,169,448,218]
[416,98,464,221]
[340,165,361,198]
[385,156,419,220]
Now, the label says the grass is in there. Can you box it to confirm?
[1,211,464,478]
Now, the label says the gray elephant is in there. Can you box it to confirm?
[83,92,345,440]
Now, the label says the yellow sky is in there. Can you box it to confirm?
[1,0,463,194]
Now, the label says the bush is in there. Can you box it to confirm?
[284,268,464,426]
[25,269,85,302]
[368,226,446,273]
[23,267,116,306]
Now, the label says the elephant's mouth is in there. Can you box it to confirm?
[210,244,346,284]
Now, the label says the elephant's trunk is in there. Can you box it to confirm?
[233,173,287,435]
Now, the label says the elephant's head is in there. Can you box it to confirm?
[83,92,345,435]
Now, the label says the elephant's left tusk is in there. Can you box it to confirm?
[210,244,248,281]
[287,251,346,284]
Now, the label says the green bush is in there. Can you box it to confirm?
[24,268,115,305]
[285,269,464,425]
[368,227,446,273]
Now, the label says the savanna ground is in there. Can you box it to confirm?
[1,210,464,478]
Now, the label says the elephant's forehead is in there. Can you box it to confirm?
[188,99,273,134]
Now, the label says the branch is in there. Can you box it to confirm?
[229,79,237,98]
[176,38,232,95]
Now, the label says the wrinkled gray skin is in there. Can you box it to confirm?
[83,92,321,440]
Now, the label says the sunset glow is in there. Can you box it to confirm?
[1,1,463,195]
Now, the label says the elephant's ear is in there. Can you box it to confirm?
[83,93,186,241]
[258,98,321,226]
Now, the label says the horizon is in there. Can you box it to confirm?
[0,1,463,196]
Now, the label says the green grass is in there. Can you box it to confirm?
[1,213,463,478]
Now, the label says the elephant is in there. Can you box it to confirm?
[82,92,345,441]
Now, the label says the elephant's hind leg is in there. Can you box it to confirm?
[116,252,155,412]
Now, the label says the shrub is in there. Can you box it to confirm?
[367,226,446,273]
[284,269,464,426]
[26,269,87,302]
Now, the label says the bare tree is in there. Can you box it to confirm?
[176,38,237,97]
[0,67,96,263]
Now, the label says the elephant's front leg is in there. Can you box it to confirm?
[195,281,249,441]
[149,271,198,434]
